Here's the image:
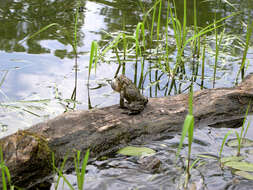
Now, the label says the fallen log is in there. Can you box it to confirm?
[1,74,253,189]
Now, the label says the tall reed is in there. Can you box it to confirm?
[176,84,194,188]
[235,20,253,84]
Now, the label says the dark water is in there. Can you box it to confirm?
[0,0,253,189]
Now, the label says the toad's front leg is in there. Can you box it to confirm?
[119,89,125,108]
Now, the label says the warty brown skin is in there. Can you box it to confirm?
[111,75,148,114]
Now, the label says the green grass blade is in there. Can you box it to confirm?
[238,101,251,155]
[80,149,90,189]
[234,131,241,156]
[213,28,225,87]
[1,148,8,190]
[54,167,75,190]
[235,20,253,83]
[1,164,7,190]
[176,114,194,160]
[223,0,237,10]
[142,0,160,28]
[219,130,234,158]
[188,85,193,115]
[20,23,59,43]
[88,41,98,84]
[165,1,171,71]
[101,33,124,57]
[74,2,80,54]
[187,115,194,159]
[243,120,250,139]
[0,71,8,88]
[3,166,11,187]
[182,0,187,45]
[54,153,69,190]
[74,151,80,189]
[201,36,206,89]
[190,158,200,171]
[135,22,145,56]
[156,0,162,41]
[173,22,226,75]
[150,1,157,45]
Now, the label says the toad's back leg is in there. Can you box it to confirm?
[126,101,145,115]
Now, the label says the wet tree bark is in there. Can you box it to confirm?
[1,74,253,189]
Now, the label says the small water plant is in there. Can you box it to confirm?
[218,102,253,180]
[52,149,90,190]
[176,84,195,188]
[0,148,13,190]
[219,101,251,159]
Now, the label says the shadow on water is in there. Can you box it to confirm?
[0,0,253,189]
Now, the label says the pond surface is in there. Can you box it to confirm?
[52,116,253,190]
[1,0,253,137]
[0,0,253,189]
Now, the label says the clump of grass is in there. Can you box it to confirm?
[74,150,90,190]
[52,152,69,190]
[235,102,251,156]
[219,101,251,160]
[53,149,90,190]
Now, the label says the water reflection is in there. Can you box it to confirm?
[1,0,253,189]
[0,0,86,57]
[0,0,252,139]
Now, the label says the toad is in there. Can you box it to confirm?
[110,75,148,114]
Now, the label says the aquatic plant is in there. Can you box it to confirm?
[219,102,251,160]
[235,20,253,84]
[53,149,90,190]
[0,148,13,190]
[176,84,194,188]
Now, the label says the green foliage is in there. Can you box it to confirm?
[227,138,253,148]
[219,102,251,160]
[176,84,194,188]
[52,152,70,190]
[20,23,59,43]
[220,156,244,163]
[219,130,234,159]
[235,171,253,180]
[117,146,156,157]
[0,148,12,190]
[74,150,90,190]
[235,20,253,83]
[225,161,253,172]
[88,41,98,81]
[213,28,225,87]
[237,102,251,156]
[53,149,90,190]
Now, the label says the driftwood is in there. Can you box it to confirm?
[1,74,253,189]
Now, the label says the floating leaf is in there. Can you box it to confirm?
[225,161,253,172]
[117,146,156,157]
[221,156,244,163]
[197,154,218,160]
[235,171,253,180]
[227,138,253,148]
